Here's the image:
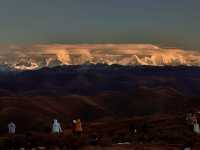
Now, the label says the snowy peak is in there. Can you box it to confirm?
[0,44,200,70]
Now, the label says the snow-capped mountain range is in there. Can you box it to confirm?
[0,44,200,70]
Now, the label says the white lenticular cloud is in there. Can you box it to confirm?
[0,43,200,70]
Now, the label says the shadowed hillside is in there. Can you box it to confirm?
[0,65,199,131]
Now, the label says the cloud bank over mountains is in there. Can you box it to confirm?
[1,44,200,70]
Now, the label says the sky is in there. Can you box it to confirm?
[0,0,199,50]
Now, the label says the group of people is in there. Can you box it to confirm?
[8,118,83,136]
[186,112,200,134]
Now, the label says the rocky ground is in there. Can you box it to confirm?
[0,114,200,149]
[82,144,200,150]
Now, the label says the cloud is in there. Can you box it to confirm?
[0,44,200,69]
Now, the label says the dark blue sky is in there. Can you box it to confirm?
[0,0,199,49]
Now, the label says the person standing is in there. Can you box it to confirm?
[8,122,16,134]
[193,122,200,134]
[72,119,83,137]
[52,119,62,134]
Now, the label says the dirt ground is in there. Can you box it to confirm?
[81,144,200,150]
[1,115,200,149]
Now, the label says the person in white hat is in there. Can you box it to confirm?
[52,119,62,134]
[8,122,16,134]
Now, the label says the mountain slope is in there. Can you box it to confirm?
[0,65,199,131]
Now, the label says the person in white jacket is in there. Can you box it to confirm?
[52,119,62,134]
[193,122,200,134]
[8,122,16,134]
